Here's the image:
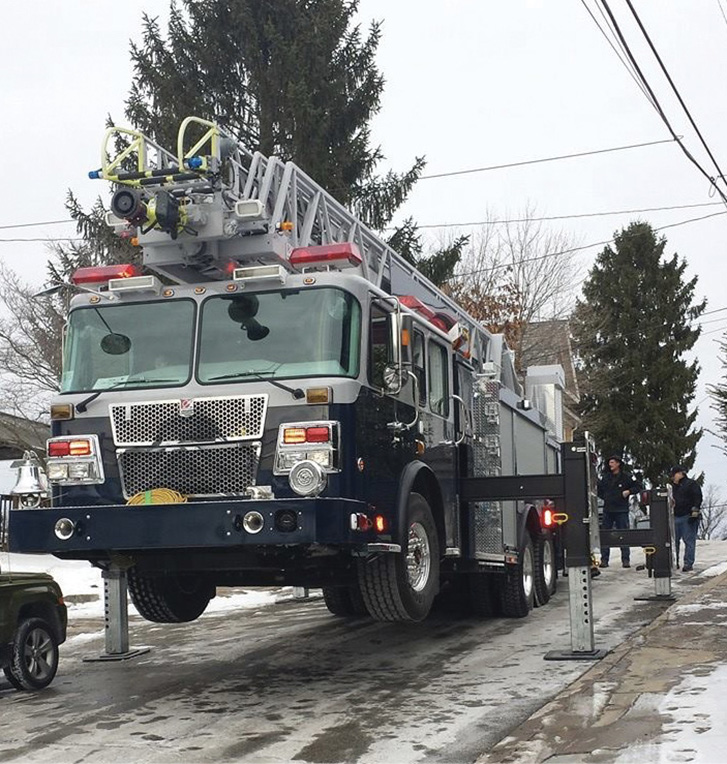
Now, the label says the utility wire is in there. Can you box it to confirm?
[624,0,727,194]
[580,0,656,106]
[446,209,727,280]
[598,0,727,206]
[414,200,723,230]
[0,219,74,231]
[717,0,727,31]
[418,137,676,180]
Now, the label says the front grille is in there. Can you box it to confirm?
[110,395,268,446]
[117,443,261,498]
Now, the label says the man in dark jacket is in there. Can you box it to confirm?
[597,455,641,568]
[671,466,703,572]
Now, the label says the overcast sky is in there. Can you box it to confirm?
[2,1,726,487]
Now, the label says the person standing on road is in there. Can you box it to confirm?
[670,466,702,572]
[598,455,641,568]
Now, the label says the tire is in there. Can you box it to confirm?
[357,493,440,622]
[322,585,369,617]
[469,572,502,617]
[500,536,535,618]
[534,533,557,607]
[128,570,215,623]
[4,618,59,691]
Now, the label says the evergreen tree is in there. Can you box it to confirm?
[124,0,463,277]
[571,222,704,484]
[708,339,727,455]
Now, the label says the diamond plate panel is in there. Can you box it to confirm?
[471,375,503,555]
[117,442,261,498]
[110,395,268,447]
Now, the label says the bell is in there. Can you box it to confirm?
[11,450,49,505]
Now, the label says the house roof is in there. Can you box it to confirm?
[0,411,50,454]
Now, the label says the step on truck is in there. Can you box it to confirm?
[9,117,565,624]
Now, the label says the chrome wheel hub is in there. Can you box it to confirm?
[406,522,431,592]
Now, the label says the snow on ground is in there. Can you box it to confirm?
[0,551,318,620]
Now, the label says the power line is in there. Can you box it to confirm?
[0,219,74,231]
[597,0,727,206]
[414,200,723,230]
[624,0,727,196]
[580,0,656,106]
[447,208,727,281]
[717,0,727,32]
[418,137,677,180]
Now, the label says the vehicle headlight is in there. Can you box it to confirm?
[306,450,332,469]
[68,463,93,479]
[47,463,69,481]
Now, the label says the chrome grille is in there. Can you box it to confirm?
[110,395,268,446]
[117,443,261,498]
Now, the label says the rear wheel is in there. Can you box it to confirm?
[128,570,215,623]
[500,536,535,618]
[357,493,440,622]
[4,618,59,691]
[534,533,557,607]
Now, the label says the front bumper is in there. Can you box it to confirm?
[8,497,374,555]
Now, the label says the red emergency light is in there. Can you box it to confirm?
[289,242,362,269]
[72,264,141,285]
[399,295,456,334]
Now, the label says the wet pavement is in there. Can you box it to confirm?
[478,558,727,763]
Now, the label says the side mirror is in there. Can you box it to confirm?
[383,364,404,394]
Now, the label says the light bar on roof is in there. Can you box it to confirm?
[72,264,141,285]
[289,242,362,270]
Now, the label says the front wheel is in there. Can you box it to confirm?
[128,570,215,623]
[4,618,59,691]
[357,493,440,622]
[322,584,369,617]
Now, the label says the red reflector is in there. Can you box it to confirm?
[48,441,70,457]
[543,508,554,528]
[48,439,91,457]
[306,426,330,443]
[72,264,141,285]
[289,242,362,269]
[374,515,386,533]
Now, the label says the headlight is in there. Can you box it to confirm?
[68,463,92,479]
[47,463,69,481]
[306,450,332,469]
[289,460,327,497]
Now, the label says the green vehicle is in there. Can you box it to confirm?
[0,569,67,691]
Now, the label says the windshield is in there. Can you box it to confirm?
[198,288,360,383]
[61,300,195,393]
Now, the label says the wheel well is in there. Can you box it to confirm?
[524,504,543,541]
[17,602,63,642]
[411,469,446,553]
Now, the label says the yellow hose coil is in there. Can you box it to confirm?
[126,488,188,505]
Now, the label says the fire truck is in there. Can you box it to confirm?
[9,117,564,624]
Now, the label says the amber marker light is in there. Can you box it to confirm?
[50,404,74,421]
[283,427,307,444]
[306,387,331,404]
[69,440,92,456]
[374,515,387,533]
[280,221,294,232]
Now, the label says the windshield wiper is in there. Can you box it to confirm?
[209,370,304,400]
[76,378,179,413]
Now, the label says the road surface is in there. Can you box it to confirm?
[1,543,725,763]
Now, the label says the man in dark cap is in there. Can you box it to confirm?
[670,466,702,572]
[597,454,641,568]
